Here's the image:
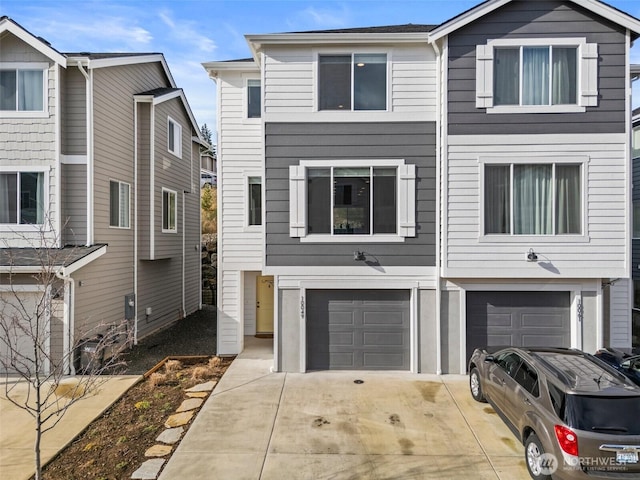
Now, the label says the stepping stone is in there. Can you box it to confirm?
[164,410,195,428]
[131,458,166,479]
[185,380,217,392]
[145,444,173,457]
[186,391,208,399]
[176,398,203,413]
[156,427,183,445]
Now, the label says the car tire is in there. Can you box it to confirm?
[525,433,554,480]
[469,367,486,403]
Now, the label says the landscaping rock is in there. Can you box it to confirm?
[176,398,203,413]
[164,411,194,428]
[144,444,173,457]
[131,458,166,479]
[186,391,208,399]
[156,427,183,445]
[185,380,216,392]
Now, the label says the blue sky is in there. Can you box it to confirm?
[3,0,640,136]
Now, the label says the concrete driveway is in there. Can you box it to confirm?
[160,338,529,480]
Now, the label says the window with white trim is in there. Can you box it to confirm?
[476,38,597,112]
[633,124,640,160]
[633,201,640,239]
[162,188,177,233]
[109,180,130,228]
[0,68,45,112]
[248,176,262,226]
[318,54,387,111]
[167,117,182,157]
[247,79,261,118]
[289,159,415,241]
[484,163,582,235]
[0,171,45,224]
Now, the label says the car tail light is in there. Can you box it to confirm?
[555,425,579,456]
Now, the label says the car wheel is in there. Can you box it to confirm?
[469,367,486,402]
[525,433,554,480]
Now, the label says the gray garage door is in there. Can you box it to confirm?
[466,291,571,363]
[306,290,410,370]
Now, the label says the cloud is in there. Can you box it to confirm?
[286,5,352,30]
[158,9,217,54]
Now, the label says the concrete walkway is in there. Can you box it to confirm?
[160,337,529,479]
[0,375,140,480]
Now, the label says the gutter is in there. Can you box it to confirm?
[76,62,94,247]
[432,38,443,376]
[55,268,75,375]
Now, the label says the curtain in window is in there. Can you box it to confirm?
[514,165,552,234]
[555,165,580,234]
[522,47,549,106]
[494,48,519,106]
[120,183,130,228]
[35,172,44,224]
[18,70,43,111]
[485,165,511,233]
[552,48,577,105]
[0,173,17,223]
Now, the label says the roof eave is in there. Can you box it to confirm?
[0,18,67,67]
[202,60,260,78]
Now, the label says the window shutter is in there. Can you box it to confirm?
[476,44,494,108]
[289,165,306,237]
[580,43,598,107]
[398,164,416,237]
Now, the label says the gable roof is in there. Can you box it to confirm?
[0,16,66,66]
[429,0,640,42]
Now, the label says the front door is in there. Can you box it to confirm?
[256,275,274,335]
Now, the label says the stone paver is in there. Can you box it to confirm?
[156,427,183,445]
[145,444,173,457]
[164,410,195,428]
[175,398,203,413]
[131,458,166,479]
[186,391,208,399]
[185,381,216,392]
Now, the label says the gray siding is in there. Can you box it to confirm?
[137,102,151,259]
[61,67,87,155]
[633,156,640,281]
[265,122,436,267]
[447,0,627,135]
[61,163,87,245]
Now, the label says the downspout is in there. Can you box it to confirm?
[432,38,443,376]
[76,63,93,247]
[182,191,186,318]
[133,100,139,345]
[55,269,75,375]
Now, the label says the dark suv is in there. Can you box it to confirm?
[468,347,640,479]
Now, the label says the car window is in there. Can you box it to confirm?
[513,360,540,397]
[548,382,566,419]
[566,395,640,435]
[495,352,523,377]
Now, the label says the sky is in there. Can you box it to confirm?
[3,0,640,139]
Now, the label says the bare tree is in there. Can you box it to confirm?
[0,224,131,480]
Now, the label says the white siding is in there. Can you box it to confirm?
[443,134,629,278]
[243,271,258,335]
[217,269,242,355]
[610,278,632,348]
[262,44,437,123]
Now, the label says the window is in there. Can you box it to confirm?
[633,125,640,160]
[289,159,415,241]
[495,352,523,377]
[476,39,598,111]
[162,189,177,232]
[484,163,581,235]
[0,68,45,112]
[512,361,540,397]
[634,202,640,239]
[248,176,262,226]
[0,172,45,224]
[318,54,387,111]
[167,117,182,157]
[247,79,261,118]
[109,180,130,228]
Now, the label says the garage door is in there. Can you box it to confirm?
[306,290,410,370]
[466,291,571,363]
[0,291,45,374]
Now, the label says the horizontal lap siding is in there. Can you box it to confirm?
[447,0,626,135]
[609,278,631,348]
[633,157,640,281]
[444,134,628,277]
[61,163,87,245]
[61,67,87,155]
[265,122,436,267]
[264,49,313,113]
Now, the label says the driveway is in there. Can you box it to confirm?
[159,337,529,480]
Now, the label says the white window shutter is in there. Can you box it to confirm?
[580,43,598,107]
[398,164,416,237]
[289,165,306,237]
[476,44,494,108]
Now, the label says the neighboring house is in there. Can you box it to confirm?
[632,106,640,348]
[0,17,203,373]
[204,0,640,374]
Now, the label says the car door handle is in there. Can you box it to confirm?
[524,398,532,406]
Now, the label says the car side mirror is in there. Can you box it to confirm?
[484,355,495,363]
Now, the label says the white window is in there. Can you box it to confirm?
[476,38,597,113]
[318,54,387,111]
[109,180,130,228]
[0,67,45,113]
[484,163,582,236]
[162,188,177,233]
[248,176,262,226]
[247,79,261,118]
[633,124,640,159]
[289,159,415,242]
[0,171,45,225]
[167,117,182,157]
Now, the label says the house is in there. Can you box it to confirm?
[204,0,640,373]
[0,17,203,374]
[633,106,640,347]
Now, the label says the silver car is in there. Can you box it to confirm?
[468,347,640,479]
